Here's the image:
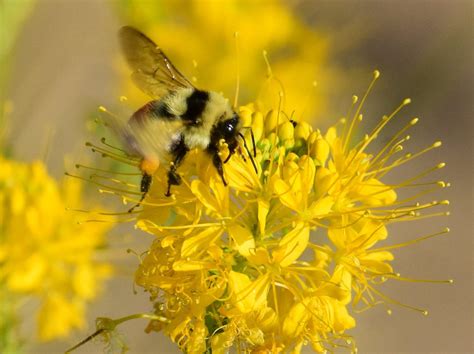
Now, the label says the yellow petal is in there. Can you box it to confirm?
[272,223,310,267]
[282,299,310,338]
[354,178,397,206]
[273,179,300,211]
[173,260,214,271]
[229,271,269,313]
[181,226,222,258]
[228,223,256,258]
[257,199,270,236]
[308,196,333,218]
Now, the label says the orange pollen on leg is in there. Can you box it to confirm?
[140,158,160,175]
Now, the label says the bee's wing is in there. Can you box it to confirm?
[101,108,183,163]
[119,26,194,98]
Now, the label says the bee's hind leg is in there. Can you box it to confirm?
[165,136,189,197]
[166,170,182,197]
[128,173,152,212]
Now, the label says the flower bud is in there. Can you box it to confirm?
[294,121,312,140]
[265,109,279,133]
[252,111,264,141]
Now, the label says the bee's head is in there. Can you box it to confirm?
[219,113,240,140]
[210,112,241,157]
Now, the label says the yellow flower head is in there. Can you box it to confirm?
[0,157,112,341]
[82,71,451,353]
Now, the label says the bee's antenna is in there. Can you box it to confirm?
[233,31,240,109]
[238,132,258,173]
[249,128,257,158]
[240,127,257,158]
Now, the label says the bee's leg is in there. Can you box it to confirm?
[208,148,227,186]
[128,173,152,212]
[166,137,189,197]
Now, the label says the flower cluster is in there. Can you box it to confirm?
[0,157,112,342]
[100,72,450,353]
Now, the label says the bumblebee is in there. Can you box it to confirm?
[115,27,254,209]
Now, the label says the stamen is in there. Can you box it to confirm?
[66,207,141,216]
[85,142,140,166]
[100,137,129,154]
[233,32,240,109]
[262,50,286,106]
[75,163,141,176]
[391,275,453,284]
[351,98,412,163]
[139,219,226,231]
[90,174,138,188]
[343,70,380,152]
[64,172,141,195]
[368,284,428,315]
[371,117,419,166]
[341,95,358,141]
[369,143,443,178]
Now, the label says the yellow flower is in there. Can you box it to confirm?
[0,157,112,341]
[81,71,451,353]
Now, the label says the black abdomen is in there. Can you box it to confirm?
[181,89,209,125]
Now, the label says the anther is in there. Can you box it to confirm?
[402,98,411,105]
[373,70,380,79]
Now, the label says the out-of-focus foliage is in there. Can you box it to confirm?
[0,0,36,83]
[0,0,36,152]
[117,0,339,122]
[0,157,112,344]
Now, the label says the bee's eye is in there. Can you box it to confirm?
[225,121,235,133]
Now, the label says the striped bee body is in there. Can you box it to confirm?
[117,26,246,209]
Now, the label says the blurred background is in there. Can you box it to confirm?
[1,0,472,353]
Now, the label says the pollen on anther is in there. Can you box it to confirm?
[402,98,411,105]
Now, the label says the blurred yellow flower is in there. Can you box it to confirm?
[0,157,112,342]
[78,71,451,352]
[117,0,338,121]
